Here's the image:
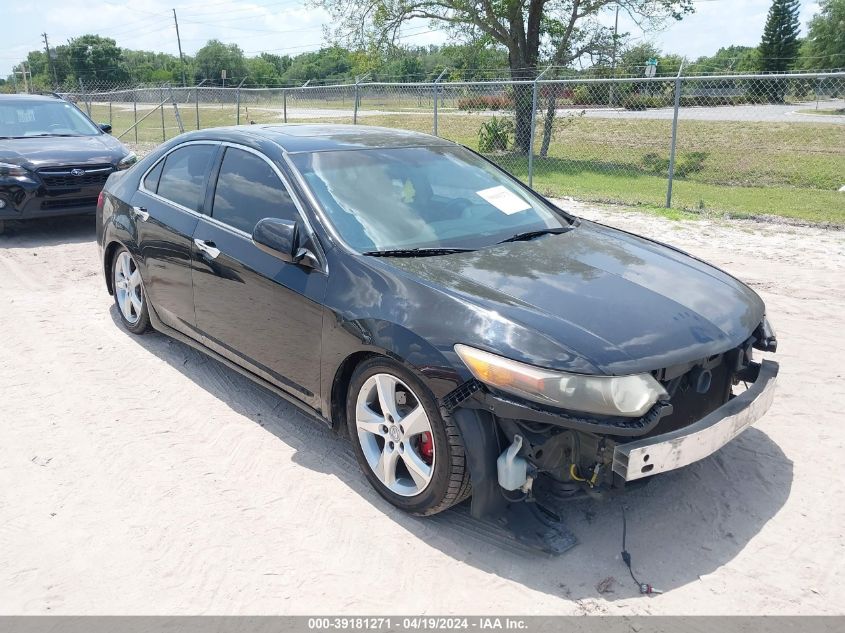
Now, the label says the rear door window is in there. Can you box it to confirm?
[156,144,216,212]
[211,147,299,234]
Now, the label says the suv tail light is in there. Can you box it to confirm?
[96,191,104,211]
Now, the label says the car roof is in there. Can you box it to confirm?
[177,124,456,154]
[0,93,65,102]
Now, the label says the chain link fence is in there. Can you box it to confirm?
[53,71,845,222]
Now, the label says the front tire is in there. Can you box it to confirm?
[112,247,150,334]
[346,357,471,516]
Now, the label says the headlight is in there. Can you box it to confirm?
[454,344,668,417]
[0,161,29,177]
[116,152,137,170]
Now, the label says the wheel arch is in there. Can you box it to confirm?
[103,239,126,295]
[325,321,467,434]
[329,351,379,433]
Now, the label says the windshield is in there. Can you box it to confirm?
[0,100,102,138]
[290,145,570,252]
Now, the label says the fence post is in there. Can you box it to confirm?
[236,77,247,125]
[528,66,552,188]
[353,73,370,125]
[160,86,166,142]
[353,79,360,124]
[195,79,205,130]
[109,100,112,127]
[78,78,91,116]
[168,85,184,134]
[283,89,287,123]
[133,88,138,143]
[432,68,449,136]
[666,66,684,208]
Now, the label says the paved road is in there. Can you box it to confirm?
[112,99,845,124]
[560,99,845,124]
[271,101,845,124]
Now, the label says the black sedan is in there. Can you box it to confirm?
[97,125,778,549]
[0,93,136,234]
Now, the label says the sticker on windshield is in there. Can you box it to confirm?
[476,186,531,215]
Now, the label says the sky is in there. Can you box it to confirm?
[0,0,825,78]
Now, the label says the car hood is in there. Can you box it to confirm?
[384,220,765,374]
[0,134,128,168]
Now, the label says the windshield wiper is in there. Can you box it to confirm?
[362,247,475,257]
[497,227,571,244]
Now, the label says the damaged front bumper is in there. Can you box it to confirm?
[612,359,778,481]
[445,350,779,555]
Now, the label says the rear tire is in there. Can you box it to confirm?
[111,247,150,335]
[346,357,471,516]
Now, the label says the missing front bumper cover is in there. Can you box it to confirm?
[612,360,779,481]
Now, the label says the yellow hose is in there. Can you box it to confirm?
[569,464,587,482]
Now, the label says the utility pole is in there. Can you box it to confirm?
[173,9,187,86]
[609,3,620,107]
[18,62,30,93]
[42,33,58,89]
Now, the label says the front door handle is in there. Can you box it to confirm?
[131,206,150,222]
[194,238,220,260]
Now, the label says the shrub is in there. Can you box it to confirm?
[457,94,513,111]
[642,151,708,177]
[478,116,514,152]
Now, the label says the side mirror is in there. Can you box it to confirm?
[99,123,113,134]
[252,217,319,268]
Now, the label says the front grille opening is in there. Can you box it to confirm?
[646,355,734,437]
[37,165,113,190]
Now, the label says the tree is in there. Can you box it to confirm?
[618,42,684,76]
[799,0,845,69]
[316,0,693,153]
[759,0,801,73]
[282,47,355,85]
[246,57,282,86]
[194,40,247,84]
[66,35,129,83]
[688,45,761,74]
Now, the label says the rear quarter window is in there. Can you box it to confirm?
[142,160,164,193]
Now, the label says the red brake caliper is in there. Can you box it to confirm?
[418,431,434,464]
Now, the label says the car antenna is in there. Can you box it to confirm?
[620,505,663,596]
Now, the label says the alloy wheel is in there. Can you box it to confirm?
[355,373,435,497]
[114,251,143,325]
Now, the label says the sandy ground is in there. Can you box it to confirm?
[1,203,844,615]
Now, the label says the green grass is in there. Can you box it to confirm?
[90,102,845,226]
[796,108,845,116]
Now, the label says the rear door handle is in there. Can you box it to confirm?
[194,238,220,260]
[131,206,149,222]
